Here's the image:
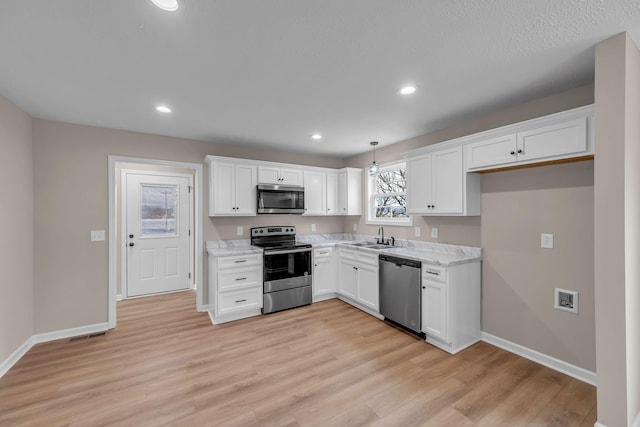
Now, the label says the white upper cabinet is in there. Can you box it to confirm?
[303,170,326,216]
[406,147,480,216]
[465,110,591,172]
[326,172,339,215]
[206,158,257,216]
[338,168,362,216]
[258,165,303,185]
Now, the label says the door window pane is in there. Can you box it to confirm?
[141,184,178,236]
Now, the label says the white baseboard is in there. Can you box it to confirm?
[594,422,606,427]
[0,336,35,378]
[1,322,110,379]
[481,332,596,386]
[116,294,123,301]
[633,409,640,427]
[32,322,110,345]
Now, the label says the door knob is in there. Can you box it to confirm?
[129,242,135,247]
[129,234,134,239]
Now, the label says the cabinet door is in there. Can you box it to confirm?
[337,171,348,215]
[465,134,517,170]
[211,161,236,215]
[431,147,463,214]
[517,117,587,163]
[357,263,379,312]
[313,256,335,295]
[234,164,257,215]
[326,172,339,215]
[303,171,326,215]
[338,260,357,299]
[257,166,281,184]
[423,280,448,342]
[280,168,303,186]
[406,156,432,214]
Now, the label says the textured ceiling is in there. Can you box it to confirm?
[1,0,640,157]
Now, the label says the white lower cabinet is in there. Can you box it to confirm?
[313,248,336,301]
[337,248,380,314]
[208,252,263,324]
[421,261,481,354]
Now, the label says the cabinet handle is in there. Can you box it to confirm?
[425,270,440,276]
[422,286,426,289]
[235,277,247,281]
[234,260,247,263]
[314,264,318,267]
[235,299,247,303]
[319,251,329,254]
[510,151,516,155]
[517,149,523,154]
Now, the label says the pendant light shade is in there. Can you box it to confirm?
[368,141,379,175]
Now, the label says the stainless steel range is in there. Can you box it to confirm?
[251,226,312,314]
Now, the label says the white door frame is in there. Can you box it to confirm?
[108,156,205,330]
[121,169,194,299]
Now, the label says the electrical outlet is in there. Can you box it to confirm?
[431,227,439,239]
[414,227,421,237]
[555,288,578,314]
[311,224,316,232]
[541,233,554,249]
[90,230,105,242]
[352,223,358,231]
[236,226,243,236]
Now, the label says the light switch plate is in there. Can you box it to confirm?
[237,226,243,236]
[311,224,316,232]
[541,233,554,249]
[352,223,358,231]
[431,227,439,239]
[414,227,421,237]
[91,230,105,242]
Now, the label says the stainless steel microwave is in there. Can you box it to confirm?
[257,184,305,214]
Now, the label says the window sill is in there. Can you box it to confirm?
[365,217,414,227]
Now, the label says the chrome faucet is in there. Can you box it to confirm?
[377,226,384,244]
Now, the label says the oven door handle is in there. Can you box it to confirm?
[264,248,312,256]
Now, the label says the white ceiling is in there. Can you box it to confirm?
[2,1,640,158]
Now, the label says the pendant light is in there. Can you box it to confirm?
[368,141,379,175]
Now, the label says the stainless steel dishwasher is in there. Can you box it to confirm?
[379,254,422,334]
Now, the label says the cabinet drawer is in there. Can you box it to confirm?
[217,288,262,315]
[314,247,333,258]
[339,248,357,260]
[217,254,261,269]
[218,267,261,292]
[423,265,447,283]
[357,251,379,266]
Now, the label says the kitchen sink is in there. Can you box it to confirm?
[361,244,391,250]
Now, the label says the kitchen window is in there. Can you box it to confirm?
[366,161,412,226]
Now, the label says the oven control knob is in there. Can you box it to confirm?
[260,230,264,233]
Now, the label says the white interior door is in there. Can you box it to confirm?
[126,173,191,297]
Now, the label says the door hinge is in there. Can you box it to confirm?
[189,272,192,279]
[189,229,191,236]
[188,185,192,193]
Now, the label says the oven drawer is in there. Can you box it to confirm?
[218,267,261,292]
[217,254,262,269]
[217,288,262,315]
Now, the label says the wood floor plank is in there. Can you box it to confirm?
[0,291,597,426]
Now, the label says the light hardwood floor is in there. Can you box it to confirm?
[0,291,596,426]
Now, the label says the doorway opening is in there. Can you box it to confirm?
[108,157,204,329]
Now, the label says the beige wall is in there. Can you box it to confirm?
[32,119,343,334]
[482,161,595,370]
[594,33,640,427]
[0,96,34,363]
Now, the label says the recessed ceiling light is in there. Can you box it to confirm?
[311,133,322,140]
[399,85,417,95]
[155,105,172,113]
[151,0,179,12]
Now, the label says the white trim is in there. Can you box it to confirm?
[594,422,607,427]
[108,156,205,331]
[116,294,123,301]
[633,410,640,427]
[32,322,110,345]
[0,322,111,379]
[366,161,413,227]
[481,331,597,386]
[0,336,34,378]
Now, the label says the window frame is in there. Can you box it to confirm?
[365,161,413,227]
